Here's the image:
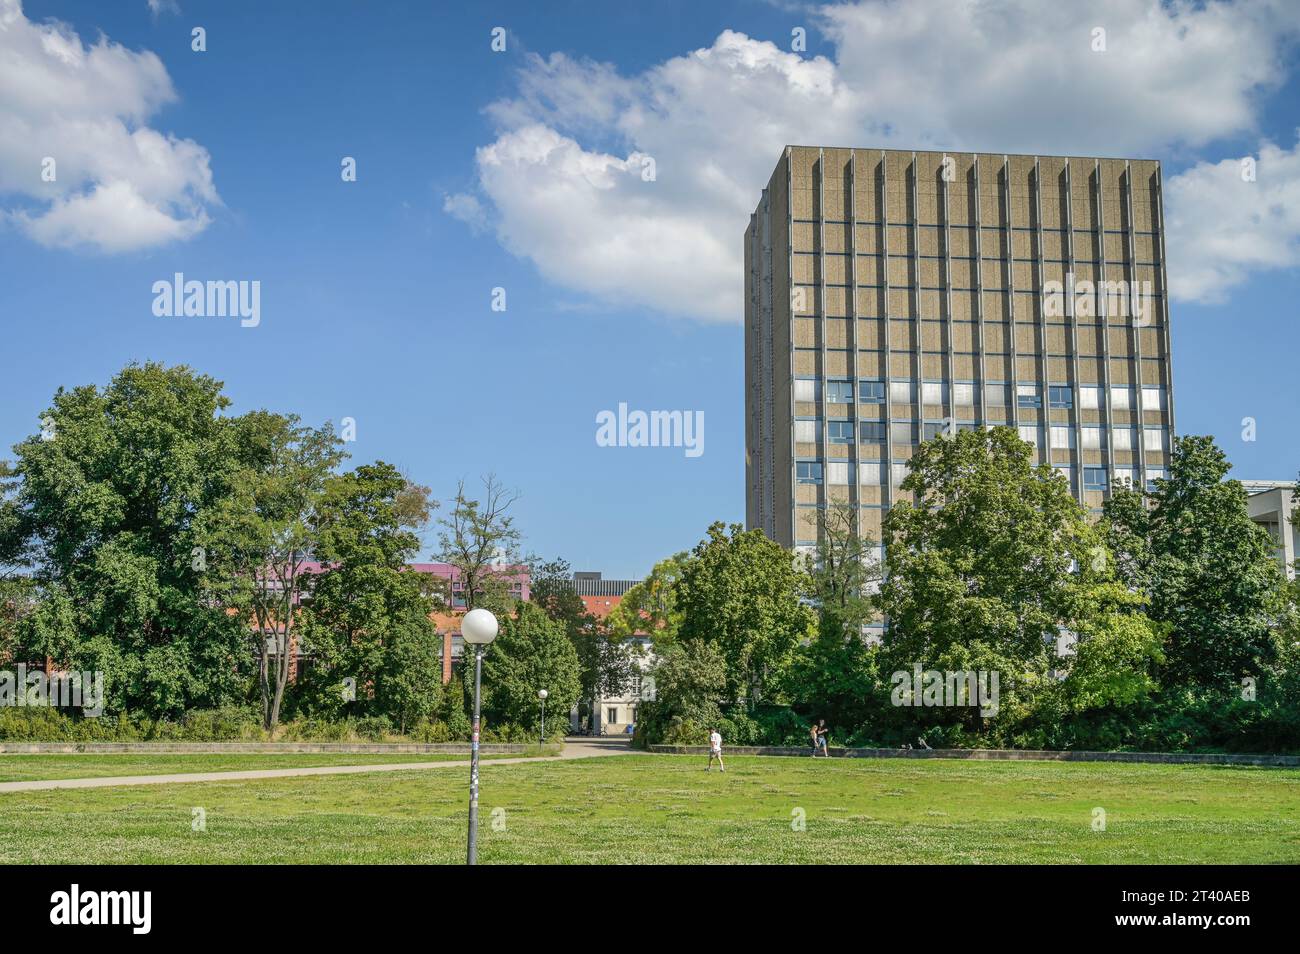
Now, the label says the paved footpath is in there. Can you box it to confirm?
[0,738,636,793]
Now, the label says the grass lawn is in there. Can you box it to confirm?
[0,752,539,783]
[0,753,1297,864]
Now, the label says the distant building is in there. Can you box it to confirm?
[408,562,529,609]
[1242,481,1297,580]
[746,146,1175,554]
[281,561,529,683]
[573,636,656,738]
[570,570,640,619]
[558,572,653,736]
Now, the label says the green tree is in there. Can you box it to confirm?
[530,557,633,730]
[787,619,882,733]
[878,427,1114,726]
[0,575,34,663]
[808,500,882,630]
[436,475,522,614]
[0,363,252,715]
[199,413,346,730]
[296,463,442,732]
[636,639,728,743]
[528,557,591,634]
[607,552,687,643]
[440,669,472,739]
[371,612,444,733]
[476,602,581,733]
[674,522,814,705]
[1057,584,1167,712]
[783,501,885,734]
[1103,436,1288,688]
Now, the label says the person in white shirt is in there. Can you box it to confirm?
[707,728,725,772]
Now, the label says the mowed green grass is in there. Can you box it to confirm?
[0,754,1297,864]
[0,752,537,783]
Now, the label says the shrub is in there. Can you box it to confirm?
[752,706,808,746]
[354,716,393,741]
[660,717,708,745]
[411,719,452,743]
[717,710,761,746]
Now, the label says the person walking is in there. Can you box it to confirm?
[707,727,725,772]
[809,722,820,756]
[815,719,830,757]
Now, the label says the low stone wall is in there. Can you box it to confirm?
[0,742,560,755]
[648,745,1300,767]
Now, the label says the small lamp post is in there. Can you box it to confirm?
[538,688,548,745]
[461,607,498,866]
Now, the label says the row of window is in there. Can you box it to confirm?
[795,379,1167,411]
[793,283,1164,296]
[795,459,1163,492]
[793,251,1160,267]
[794,419,1169,452]
[1017,423,1169,452]
[791,222,1162,236]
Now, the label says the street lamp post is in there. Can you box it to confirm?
[538,688,548,745]
[461,607,498,866]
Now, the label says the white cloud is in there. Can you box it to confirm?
[147,0,180,16]
[820,0,1299,156]
[1166,136,1300,304]
[476,123,740,320]
[442,192,489,235]
[0,0,216,253]
[20,179,209,251]
[455,0,1300,321]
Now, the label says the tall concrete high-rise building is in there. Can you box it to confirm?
[745,146,1175,562]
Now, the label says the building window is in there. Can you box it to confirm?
[1048,385,1073,409]
[1141,385,1166,410]
[985,383,1007,406]
[1084,467,1108,491]
[795,419,818,443]
[859,380,885,404]
[607,707,618,724]
[828,421,854,444]
[1054,465,1074,488]
[890,462,909,486]
[827,380,854,404]
[1113,467,1136,487]
[953,382,977,407]
[859,461,883,485]
[1145,468,1165,493]
[1081,425,1103,449]
[1017,424,1039,446]
[1110,386,1132,410]
[797,461,823,484]
[1113,426,1135,450]
[1143,428,1167,452]
[891,421,914,444]
[1049,425,1075,450]
[794,379,820,402]
[860,422,887,443]
[1017,384,1041,409]
[921,381,946,405]
[1079,386,1101,410]
[922,421,948,441]
[827,461,853,485]
[890,380,915,404]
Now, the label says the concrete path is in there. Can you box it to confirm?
[0,738,636,793]
[556,738,636,760]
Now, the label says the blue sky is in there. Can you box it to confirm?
[2,0,1299,578]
